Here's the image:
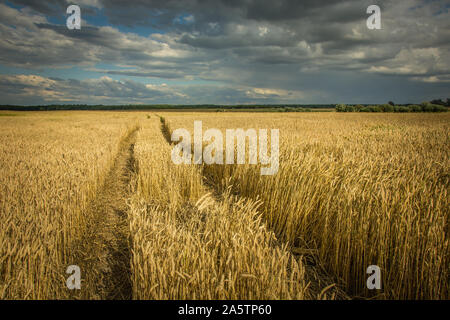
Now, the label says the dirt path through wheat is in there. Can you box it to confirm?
[73,126,139,299]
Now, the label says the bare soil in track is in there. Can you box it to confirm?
[73,127,138,299]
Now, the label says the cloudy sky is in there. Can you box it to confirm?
[0,0,449,105]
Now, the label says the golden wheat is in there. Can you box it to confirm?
[0,111,139,299]
[161,112,449,299]
[129,118,314,299]
[1,111,447,300]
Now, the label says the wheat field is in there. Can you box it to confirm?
[0,111,448,300]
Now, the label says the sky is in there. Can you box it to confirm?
[0,0,449,105]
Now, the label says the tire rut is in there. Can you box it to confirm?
[156,116,349,300]
[74,126,139,300]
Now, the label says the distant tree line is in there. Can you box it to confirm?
[277,107,312,112]
[2,102,448,112]
[335,101,449,113]
[430,98,450,106]
[0,104,335,111]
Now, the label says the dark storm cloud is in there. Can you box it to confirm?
[8,0,370,31]
[8,0,100,16]
[35,23,103,42]
[7,0,68,15]
[1,0,450,104]
[98,0,369,27]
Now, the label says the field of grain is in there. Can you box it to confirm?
[0,111,448,300]
[0,112,139,299]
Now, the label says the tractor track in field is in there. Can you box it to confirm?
[74,126,139,300]
[157,116,349,300]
